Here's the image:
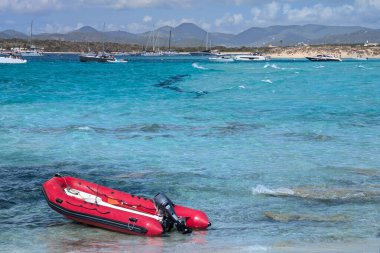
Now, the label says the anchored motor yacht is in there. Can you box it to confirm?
[234,52,271,61]
[306,54,342,62]
[0,53,27,64]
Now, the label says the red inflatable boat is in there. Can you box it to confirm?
[42,174,210,236]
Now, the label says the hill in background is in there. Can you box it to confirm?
[1,23,379,48]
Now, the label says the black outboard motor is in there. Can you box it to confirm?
[153,193,192,234]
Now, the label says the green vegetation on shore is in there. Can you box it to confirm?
[1,39,379,57]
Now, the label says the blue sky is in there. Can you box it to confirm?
[1,0,380,34]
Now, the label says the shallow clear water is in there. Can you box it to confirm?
[0,55,379,252]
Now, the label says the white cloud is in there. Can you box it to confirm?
[250,1,280,24]
[248,2,358,26]
[156,19,177,27]
[143,16,152,22]
[0,0,62,13]
[284,3,355,23]
[127,22,150,33]
[356,0,380,9]
[266,2,280,19]
[41,23,73,33]
[215,13,244,27]
[199,22,211,31]
[106,23,120,31]
[89,0,192,9]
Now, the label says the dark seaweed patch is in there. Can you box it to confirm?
[283,132,334,142]
[154,74,209,98]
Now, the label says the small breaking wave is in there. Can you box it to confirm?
[261,79,273,84]
[314,65,325,69]
[192,63,208,70]
[253,185,295,196]
[252,184,380,203]
[76,126,94,131]
[357,65,373,70]
[243,245,269,251]
[264,64,298,70]
[270,64,281,69]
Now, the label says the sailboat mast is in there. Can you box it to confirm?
[205,32,208,50]
[30,20,33,45]
[156,31,160,52]
[102,23,105,54]
[152,30,155,52]
[168,29,172,51]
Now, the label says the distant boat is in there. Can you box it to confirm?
[109,58,128,63]
[141,26,164,56]
[20,46,44,57]
[354,55,368,61]
[0,53,27,64]
[209,55,234,62]
[79,23,115,62]
[14,21,44,56]
[306,54,342,62]
[162,50,180,56]
[190,32,218,56]
[79,53,116,62]
[141,51,164,57]
[234,52,270,61]
[162,29,179,56]
[190,50,218,57]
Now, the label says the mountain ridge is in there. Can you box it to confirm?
[1,23,378,47]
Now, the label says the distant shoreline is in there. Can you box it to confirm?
[43,51,380,59]
[2,37,380,58]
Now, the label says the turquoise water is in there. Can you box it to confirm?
[0,55,379,252]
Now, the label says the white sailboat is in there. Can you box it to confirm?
[79,23,116,62]
[190,32,218,56]
[142,27,164,56]
[162,29,179,56]
[15,21,44,56]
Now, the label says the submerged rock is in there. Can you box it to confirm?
[264,211,349,222]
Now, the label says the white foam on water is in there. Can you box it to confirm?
[314,65,325,69]
[239,85,246,89]
[244,245,269,251]
[192,63,208,70]
[252,185,295,196]
[261,79,273,84]
[357,65,373,70]
[264,64,298,70]
[76,126,93,131]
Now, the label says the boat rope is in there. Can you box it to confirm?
[63,177,70,190]
[86,185,156,211]
[64,187,162,220]
[65,201,110,214]
[95,183,100,206]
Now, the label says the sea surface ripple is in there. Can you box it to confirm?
[0,55,379,252]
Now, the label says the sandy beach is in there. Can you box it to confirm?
[220,45,380,59]
[44,44,380,59]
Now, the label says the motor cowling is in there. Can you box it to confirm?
[153,193,192,234]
